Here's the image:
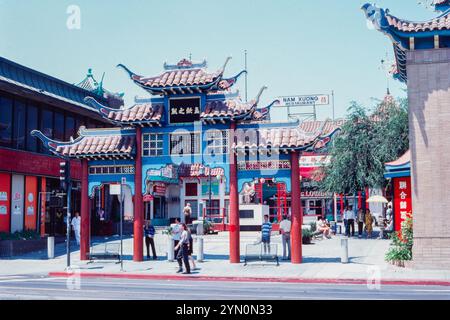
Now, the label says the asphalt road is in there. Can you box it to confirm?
[0,275,449,300]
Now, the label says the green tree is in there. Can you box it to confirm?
[319,97,409,194]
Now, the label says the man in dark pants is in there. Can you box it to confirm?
[175,223,191,274]
[144,221,157,260]
[345,205,356,237]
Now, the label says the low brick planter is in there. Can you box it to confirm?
[0,237,64,258]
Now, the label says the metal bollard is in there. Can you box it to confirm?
[341,237,348,264]
[47,236,55,259]
[196,236,204,262]
[167,238,174,262]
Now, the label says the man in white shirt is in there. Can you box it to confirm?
[171,218,182,261]
[344,205,355,237]
[71,212,81,245]
[279,215,291,260]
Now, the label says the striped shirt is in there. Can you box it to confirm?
[261,222,272,239]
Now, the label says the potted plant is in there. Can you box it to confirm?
[302,228,313,245]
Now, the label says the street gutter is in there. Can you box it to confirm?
[48,272,450,287]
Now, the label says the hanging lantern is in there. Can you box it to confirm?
[260,178,266,184]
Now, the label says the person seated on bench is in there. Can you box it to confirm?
[316,217,332,239]
[261,214,272,255]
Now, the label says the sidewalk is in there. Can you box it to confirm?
[2,231,450,285]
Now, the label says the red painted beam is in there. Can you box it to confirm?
[290,151,302,264]
[229,122,240,263]
[80,159,89,260]
[0,148,81,180]
[133,127,144,262]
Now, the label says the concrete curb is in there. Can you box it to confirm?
[48,272,450,287]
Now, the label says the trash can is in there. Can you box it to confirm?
[193,220,204,236]
[47,236,55,259]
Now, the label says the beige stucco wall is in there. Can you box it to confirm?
[407,48,450,269]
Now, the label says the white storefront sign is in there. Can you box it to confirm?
[276,94,330,107]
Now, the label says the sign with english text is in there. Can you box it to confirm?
[276,94,330,107]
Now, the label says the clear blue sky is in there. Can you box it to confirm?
[0,0,437,121]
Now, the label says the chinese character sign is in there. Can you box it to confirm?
[169,98,201,123]
[393,177,412,231]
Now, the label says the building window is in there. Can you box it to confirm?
[206,129,229,155]
[65,116,75,141]
[185,183,198,197]
[143,133,163,157]
[13,100,26,150]
[89,165,135,175]
[0,96,13,147]
[40,109,53,154]
[204,199,220,216]
[170,132,200,155]
[54,112,65,141]
[26,104,38,152]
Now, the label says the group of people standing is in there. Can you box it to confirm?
[343,205,373,238]
[343,205,390,238]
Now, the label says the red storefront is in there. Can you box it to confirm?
[385,151,412,231]
[0,56,118,235]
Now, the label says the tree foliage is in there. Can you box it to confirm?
[319,97,409,194]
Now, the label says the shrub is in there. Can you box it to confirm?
[0,230,41,241]
[385,213,413,263]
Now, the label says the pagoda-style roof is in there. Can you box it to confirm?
[233,119,342,153]
[201,87,276,123]
[434,0,450,12]
[117,57,246,95]
[362,3,450,83]
[31,127,135,160]
[384,150,411,178]
[76,69,125,109]
[84,97,164,127]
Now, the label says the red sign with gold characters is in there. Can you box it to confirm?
[393,177,412,232]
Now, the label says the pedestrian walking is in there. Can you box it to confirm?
[357,207,365,238]
[261,214,272,255]
[279,215,291,260]
[186,227,197,270]
[183,203,192,224]
[365,208,374,238]
[144,220,157,260]
[174,223,191,274]
[71,212,81,246]
[344,205,355,237]
[171,218,182,260]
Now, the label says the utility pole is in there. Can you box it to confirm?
[332,90,335,121]
[244,50,248,103]
[59,160,71,269]
[209,167,212,217]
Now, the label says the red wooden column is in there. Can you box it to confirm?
[229,122,240,263]
[133,126,144,262]
[290,150,302,264]
[80,159,90,260]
